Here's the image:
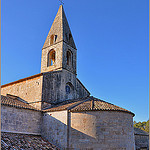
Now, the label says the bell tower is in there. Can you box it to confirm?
[40,5,90,104]
[41,5,77,75]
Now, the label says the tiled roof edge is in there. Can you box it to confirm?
[1,130,41,136]
[134,127,149,136]
[67,98,90,111]
[43,96,90,112]
[1,103,42,112]
[135,133,149,136]
[91,96,135,116]
[70,109,135,116]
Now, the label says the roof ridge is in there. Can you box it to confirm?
[67,97,90,111]
[42,96,134,116]
[88,96,94,110]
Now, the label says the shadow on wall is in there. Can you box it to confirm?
[41,112,97,149]
[42,111,134,150]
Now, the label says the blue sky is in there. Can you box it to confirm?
[2,0,149,122]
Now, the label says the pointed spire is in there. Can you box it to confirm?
[43,5,76,49]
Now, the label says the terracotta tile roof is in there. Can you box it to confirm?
[1,94,134,115]
[134,127,149,136]
[43,97,88,112]
[1,95,40,111]
[1,132,60,150]
[43,96,135,116]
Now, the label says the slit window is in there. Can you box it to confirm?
[69,33,72,44]
[54,35,57,42]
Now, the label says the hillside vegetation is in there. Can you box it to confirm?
[134,120,149,133]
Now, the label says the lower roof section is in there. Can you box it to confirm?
[43,96,135,116]
[1,95,40,111]
[134,127,149,136]
[1,132,60,150]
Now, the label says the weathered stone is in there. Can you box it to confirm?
[1,105,42,135]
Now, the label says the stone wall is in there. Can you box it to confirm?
[42,110,68,148]
[135,134,149,149]
[41,42,63,73]
[41,110,135,149]
[1,75,43,109]
[62,42,76,74]
[41,5,76,74]
[42,5,63,49]
[41,38,76,74]
[69,111,135,150]
[1,105,42,135]
[42,70,90,104]
[1,69,90,107]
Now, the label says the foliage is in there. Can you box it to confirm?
[134,120,149,133]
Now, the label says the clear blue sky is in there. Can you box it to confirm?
[2,0,149,122]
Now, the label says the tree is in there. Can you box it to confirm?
[134,120,149,133]
[145,120,149,133]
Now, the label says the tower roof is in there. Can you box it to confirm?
[43,5,76,49]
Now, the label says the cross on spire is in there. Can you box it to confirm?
[59,0,64,5]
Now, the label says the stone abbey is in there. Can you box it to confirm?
[1,5,148,150]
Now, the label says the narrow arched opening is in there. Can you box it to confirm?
[66,50,72,66]
[47,50,56,67]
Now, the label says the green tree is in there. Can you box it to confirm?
[134,120,149,133]
[145,120,149,133]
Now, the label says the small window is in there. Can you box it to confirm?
[69,33,73,45]
[66,82,74,94]
[66,85,70,94]
[47,50,56,67]
[66,50,72,66]
[50,34,54,45]
[54,35,57,42]
[69,33,72,41]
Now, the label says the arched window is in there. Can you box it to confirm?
[66,50,72,66]
[65,82,74,94]
[50,34,54,45]
[47,50,56,67]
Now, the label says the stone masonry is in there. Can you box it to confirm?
[1,74,43,109]
[1,105,42,135]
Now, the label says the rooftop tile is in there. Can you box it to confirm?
[1,132,60,150]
